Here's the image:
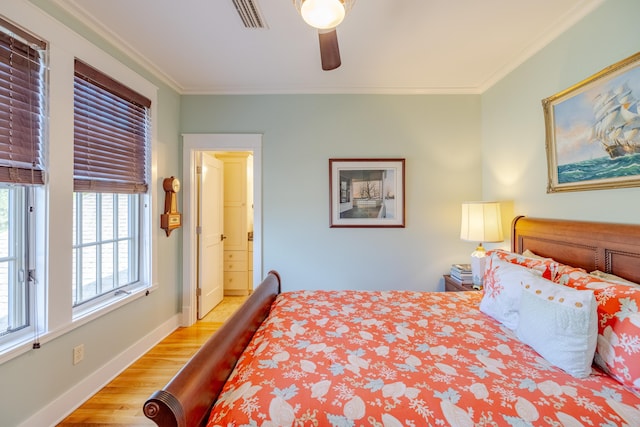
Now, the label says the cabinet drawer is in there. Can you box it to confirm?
[224,251,247,262]
[224,271,247,290]
[443,275,477,292]
[224,260,247,272]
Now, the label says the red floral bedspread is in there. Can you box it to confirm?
[207,290,640,426]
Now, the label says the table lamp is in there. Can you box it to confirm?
[460,202,504,287]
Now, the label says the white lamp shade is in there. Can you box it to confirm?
[460,202,504,243]
[460,201,504,286]
[300,0,345,29]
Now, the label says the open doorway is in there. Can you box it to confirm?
[181,134,262,327]
[199,151,253,319]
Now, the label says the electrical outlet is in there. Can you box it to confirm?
[73,344,84,365]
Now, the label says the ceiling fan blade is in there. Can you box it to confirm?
[318,28,341,71]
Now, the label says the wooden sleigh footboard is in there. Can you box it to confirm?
[143,270,281,427]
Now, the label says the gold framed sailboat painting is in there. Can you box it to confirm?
[543,51,640,192]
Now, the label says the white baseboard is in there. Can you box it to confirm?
[19,314,181,427]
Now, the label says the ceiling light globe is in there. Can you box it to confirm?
[301,0,345,29]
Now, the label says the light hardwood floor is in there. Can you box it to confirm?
[57,296,247,426]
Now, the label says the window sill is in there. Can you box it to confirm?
[0,330,36,365]
[72,284,155,323]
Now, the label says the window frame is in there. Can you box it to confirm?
[0,15,47,356]
[72,192,141,310]
[72,58,152,315]
[0,5,158,364]
[70,60,154,320]
[0,183,45,358]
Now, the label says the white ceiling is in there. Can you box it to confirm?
[52,0,603,95]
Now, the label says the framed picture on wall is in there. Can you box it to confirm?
[329,158,405,228]
[542,51,640,192]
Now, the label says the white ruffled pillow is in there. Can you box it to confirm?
[516,275,597,378]
[480,256,541,330]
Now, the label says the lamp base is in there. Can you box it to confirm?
[470,243,487,287]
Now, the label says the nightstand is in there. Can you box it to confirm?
[444,274,479,292]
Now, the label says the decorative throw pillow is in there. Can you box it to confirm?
[487,249,563,282]
[589,270,640,287]
[516,275,597,378]
[522,249,548,260]
[555,268,640,392]
[480,255,540,330]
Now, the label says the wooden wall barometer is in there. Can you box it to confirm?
[161,176,182,236]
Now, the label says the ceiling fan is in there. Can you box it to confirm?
[293,0,356,71]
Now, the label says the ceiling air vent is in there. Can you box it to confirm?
[232,0,268,29]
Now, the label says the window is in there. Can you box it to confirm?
[0,18,46,346]
[0,187,28,336]
[72,60,150,309]
[72,193,139,305]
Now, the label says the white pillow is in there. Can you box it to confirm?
[522,249,548,260]
[589,270,639,287]
[516,275,597,378]
[480,256,540,330]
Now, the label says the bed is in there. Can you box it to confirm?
[143,216,640,426]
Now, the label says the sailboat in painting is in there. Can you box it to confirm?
[591,83,640,158]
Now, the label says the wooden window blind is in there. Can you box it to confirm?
[73,59,151,193]
[0,19,46,185]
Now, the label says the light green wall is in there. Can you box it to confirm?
[181,95,484,292]
[482,0,640,225]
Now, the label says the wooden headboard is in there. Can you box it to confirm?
[512,216,640,284]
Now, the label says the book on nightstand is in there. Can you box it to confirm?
[450,263,472,284]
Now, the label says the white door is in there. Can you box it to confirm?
[198,153,224,318]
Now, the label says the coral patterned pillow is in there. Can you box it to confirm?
[486,249,563,281]
[556,268,640,393]
[480,254,540,330]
